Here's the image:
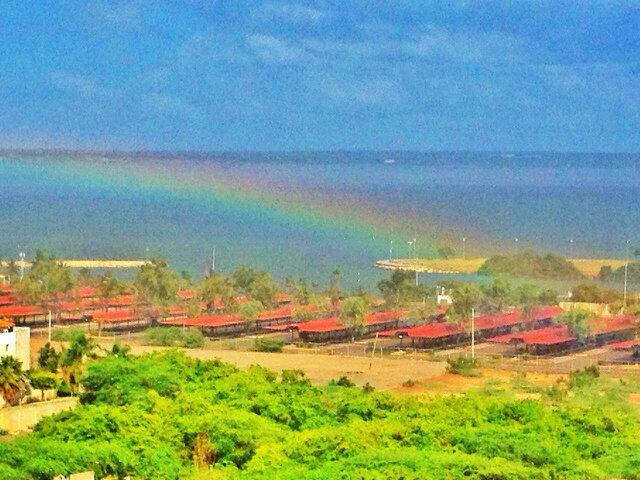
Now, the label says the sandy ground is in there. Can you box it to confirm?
[99,341,447,389]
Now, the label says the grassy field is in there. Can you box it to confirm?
[376,257,627,277]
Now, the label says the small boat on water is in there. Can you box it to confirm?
[383,158,396,164]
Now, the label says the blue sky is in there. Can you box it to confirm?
[1,0,639,152]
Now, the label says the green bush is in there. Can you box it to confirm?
[254,337,285,352]
[29,370,59,392]
[142,327,205,348]
[0,349,638,479]
[478,252,584,280]
[51,327,87,342]
[446,357,480,377]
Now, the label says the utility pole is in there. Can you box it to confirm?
[514,237,519,253]
[471,308,476,359]
[462,237,466,259]
[18,250,25,280]
[389,240,393,260]
[569,238,574,259]
[623,240,630,313]
[211,247,216,274]
[48,310,52,343]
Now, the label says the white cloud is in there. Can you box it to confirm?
[88,1,142,30]
[255,3,327,23]
[50,72,106,98]
[246,34,306,64]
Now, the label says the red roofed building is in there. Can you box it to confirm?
[0,294,17,306]
[0,305,45,324]
[266,310,407,342]
[489,314,636,355]
[162,313,246,335]
[91,308,155,331]
[379,306,562,349]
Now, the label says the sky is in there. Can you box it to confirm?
[0,0,639,152]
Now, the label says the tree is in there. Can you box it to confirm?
[407,301,437,325]
[437,246,456,259]
[237,300,264,325]
[232,267,277,308]
[60,333,98,390]
[480,276,513,312]
[29,370,59,400]
[77,267,93,285]
[199,274,236,312]
[571,283,605,303]
[97,273,126,309]
[377,270,416,308]
[37,342,60,372]
[327,269,342,304]
[515,283,540,316]
[449,283,482,321]
[538,288,559,305]
[134,258,180,308]
[27,251,75,299]
[338,296,368,332]
[555,309,592,341]
[0,356,28,404]
[284,277,313,305]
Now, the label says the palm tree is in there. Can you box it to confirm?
[0,356,28,405]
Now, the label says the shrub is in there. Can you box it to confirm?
[446,357,480,377]
[51,327,86,342]
[142,327,205,348]
[569,365,600,389]
[29,370,59,392]
[254,337,285,352]
[329,376,356,388]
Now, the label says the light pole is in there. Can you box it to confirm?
[514,237,519,253]
[471,307,476,359]
[389,240,393,260]
[623,239,630,313]
[462,237,467,259]
[18,250,25,280]
[569,238,574,259]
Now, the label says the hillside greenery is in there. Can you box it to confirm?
[0,350,639,479]
[478,252,584,280]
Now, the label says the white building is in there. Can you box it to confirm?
[0,322,30,370]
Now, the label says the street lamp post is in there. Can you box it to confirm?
[514,238,519,253]
[471,307,476,359]
[569,238,574,259]
[462,237,466,259]
[623,240,630,313]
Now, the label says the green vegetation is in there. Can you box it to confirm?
[0,356,28,404]
[338,296,368,330]
[142,327,206,349]
[253,337,286,352]
[478,252,584,280]
[598,262,640,284]
[1,351,639,479]
[446,357,480,377]
[554,309,593,340]
[232,266,278,308]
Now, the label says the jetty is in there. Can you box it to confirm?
[1,259,150,269]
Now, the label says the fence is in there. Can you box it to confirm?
[0,397,78,433]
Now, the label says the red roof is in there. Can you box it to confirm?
[0,305,44,317]
[490,325,576,346]
[589,314,636,334]
[380,306,563,340]
[162,314,244,328]
[489,314,637,346]
[92,310,137,322]
[267,310,406,334]
[0,295,17,306]
[0,284,13,294]
[104,295,134,307]
[609,339,640,350]
[275,292,291,303]
[258,306,293,321]
[178,289,195,300]
[76,286,98,298]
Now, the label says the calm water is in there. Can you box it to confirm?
[0,151,638,287]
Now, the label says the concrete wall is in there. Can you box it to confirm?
[0,326,31,370]
[0,397,78,433]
